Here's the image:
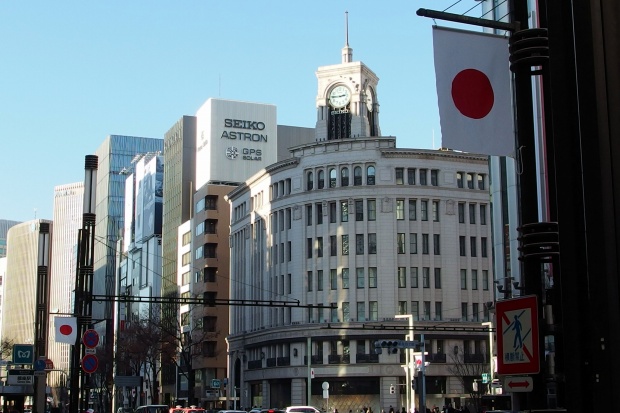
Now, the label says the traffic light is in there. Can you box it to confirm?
[381,340,401,354]
[374,341,383,354]
[390,385,395,394]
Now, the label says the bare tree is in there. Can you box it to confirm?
[447,347,488,413]
[0,339,15,360]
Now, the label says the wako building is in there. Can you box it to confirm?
[225,38,494,411]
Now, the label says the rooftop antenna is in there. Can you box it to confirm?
[342,11,353,63]
[34,208,37,219]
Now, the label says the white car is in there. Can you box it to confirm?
[285,407,321,413]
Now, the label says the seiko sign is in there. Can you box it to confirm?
[221,118,268,142]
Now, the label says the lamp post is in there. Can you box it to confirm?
[395,315,414,413]
[481,322,494,394]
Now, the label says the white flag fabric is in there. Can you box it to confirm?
[433,26,514,157]
[54,316,78,344]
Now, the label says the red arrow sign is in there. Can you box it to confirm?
[504,376,533,392]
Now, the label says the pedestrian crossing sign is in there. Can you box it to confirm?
[496,295,540,375]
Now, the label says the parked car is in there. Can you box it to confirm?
[285,407,320,413]
[135,405,170,413]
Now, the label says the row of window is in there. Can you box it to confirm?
[304,166,486,191]
[305,300,491,323]
[303,267,489,291]
[304,233,488,257]
[195,195,218,213]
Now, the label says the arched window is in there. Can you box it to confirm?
[318,170,325,189]
[354,166,362,186]
[341,167,349,186]
[367,165,376,185]
[329,168,337,188]
[307,171,314,190]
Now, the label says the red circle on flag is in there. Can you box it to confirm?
[59,324,73,335]
[451,68,495,119]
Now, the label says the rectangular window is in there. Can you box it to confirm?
[412,301,419,320]
[181,252,192,265]
[398,267,407,288]
[357,302,366,321]
[288,241,292,261]
[196,198,205,213]
[458,202,465,223]
[431,169,439,186]
[317,270,323,291]
[483,270,489,291]
[480,204,487,225]
[433,234,441,255]
[409,199,417,220]
[182,231,191,246]
[368,267,377,288]
[461,303,468,321]
[356,234,364,255]
[410,233,418,254]
[368,233,377,254]
[469,203,476,224]
[396,199,405,220]
[432,200,440,222]
[308,271,313,292]
[420,169,428,185]
[306,204,313,225]
[330,269,337,290]
[340,201,349,222]
[470,237,477,257]
[329,202,337,223]
[410,267,419,288]
[342,268,350,289]
[397,233,406,254]
[204,245,216,258]
[460,269,467,289]
[369,301,378,321]
[472,303,480,321]
[287,208,292,229]
[435,302,442,320]
[434,268,441,288]
[331,305,338,322]
[408,168,416,185]
[481,237,488,257]
[395,168,404,184]
[342,235,349,255]
[317,237,323,257]
[356,268,365,288]
[457,172,464,188]
[477,174,485,190]
[421,200,428,221]
[424,301,431,320]
[205,195,217,210]
[355,200,364,221]
[307,238,313,258]
[342,302,350,322]
[459,236,466,256]
[367,199,376,221]
[316,203,323,225]
[472,269,478,290]
[398,301,408,315]
[467,173,474,189]
[423,267,430,288]
[330,235,337,256]
[422,234,429,254]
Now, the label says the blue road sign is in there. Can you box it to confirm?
[81,354,98,374]
[12,344,34,364]
[34,359,46,371]
[83,329,100,349]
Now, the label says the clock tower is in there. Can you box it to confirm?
[315,13,380,141]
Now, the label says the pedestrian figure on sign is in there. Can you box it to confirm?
[512,314,523,349]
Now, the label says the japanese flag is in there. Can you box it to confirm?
[54,316,78,344]
[433,26,514,157]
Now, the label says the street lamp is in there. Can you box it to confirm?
[395,315,414,413]
[482,321,495,394]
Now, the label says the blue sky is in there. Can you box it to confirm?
[0,1,482,222]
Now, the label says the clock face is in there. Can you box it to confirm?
[329,85,351,108]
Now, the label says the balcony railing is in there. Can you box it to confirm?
[276,356,290,366]
[304,355,324,365]
[355,353,379,363]
[327,354,350,364]
[266,357,276,367]
[427,353,447,363]
[464,353,487,364]
[248,360,262,370]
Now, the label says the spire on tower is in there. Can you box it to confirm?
[342,11,353,63]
